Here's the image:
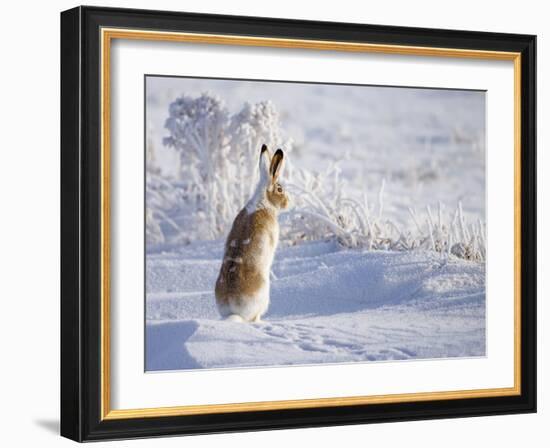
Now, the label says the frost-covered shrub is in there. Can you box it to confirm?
[148,93,292,242]
[161,94,229,238]
[229,101,293,204]
[285,171,486,261]
[164,93,229,181]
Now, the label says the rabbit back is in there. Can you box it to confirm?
[215,207,279,321]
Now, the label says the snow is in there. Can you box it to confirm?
[144,77,486,372]
[146,240,485,371]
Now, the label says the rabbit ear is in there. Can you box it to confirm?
[270,149,285,182]
[259,144,272,185]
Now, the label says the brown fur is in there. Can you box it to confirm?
[266,183,289,210]
[215,207,277,304]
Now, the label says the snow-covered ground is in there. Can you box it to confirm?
[145,77,486,371]
[146,240,485,371]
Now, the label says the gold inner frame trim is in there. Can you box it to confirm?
[100,27,522,421]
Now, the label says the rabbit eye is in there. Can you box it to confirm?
[276,185,283,193]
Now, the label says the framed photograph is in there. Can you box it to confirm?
[60,6,536,442]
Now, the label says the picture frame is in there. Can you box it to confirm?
[60,5,536,442]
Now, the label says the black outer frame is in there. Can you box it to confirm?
[60,5,537,442]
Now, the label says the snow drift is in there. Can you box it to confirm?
[146,241,485,370]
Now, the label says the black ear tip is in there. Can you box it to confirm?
[261,144,268,153]
[275,148,284,157]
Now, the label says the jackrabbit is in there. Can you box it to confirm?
[215,144,289,322]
